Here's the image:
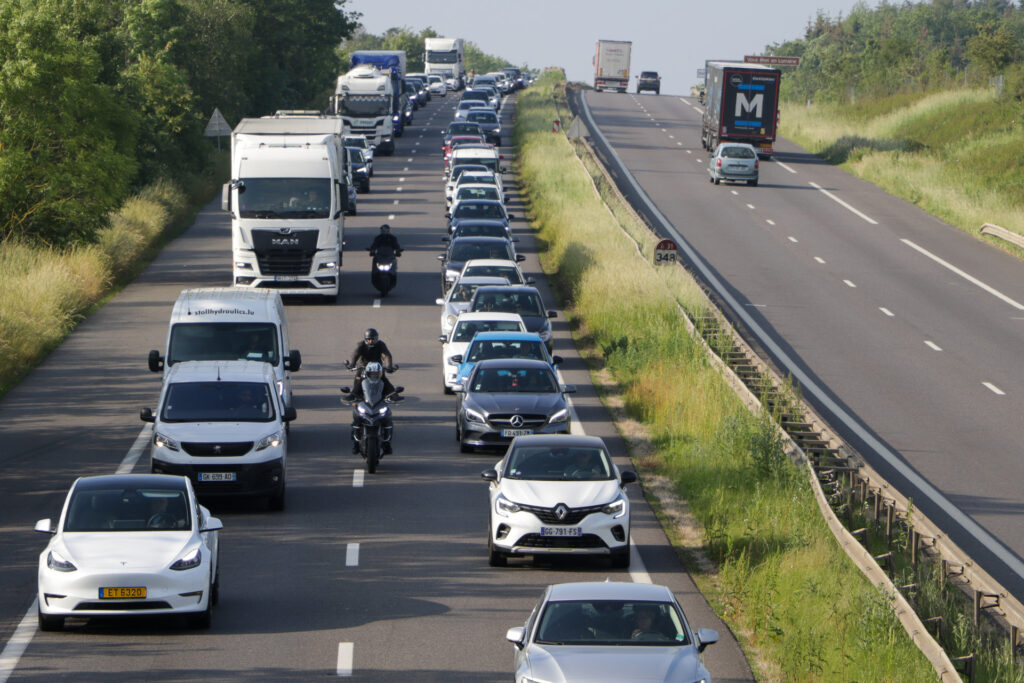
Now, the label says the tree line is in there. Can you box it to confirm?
[0,0,358,246]
[768,0,1023,103]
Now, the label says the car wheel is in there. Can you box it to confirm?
[37,607,64,632]
[488,531,507,567]
[708,176,714,184]
[610,546,631,569]
[443,383,454,395]
[185,599,212,630]
[211,571,220,607]
[459,436,473,454]
[749,179,758,187]
[714,177,721,185]
[268,484,285,512]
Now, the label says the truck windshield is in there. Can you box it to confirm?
[161,381,276,423]
[168,322,280,367]
[339,96,390,117]
[236,178,332,219]
[426,50,458,64]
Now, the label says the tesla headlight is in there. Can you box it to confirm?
[256,430,284,451]
[154,432,180,451]
[548,408,569,424]
[495,494,521,516]
[465,408,486,424]
[170,547,202,571]
[602,498,627,518]
[47,550,77,573]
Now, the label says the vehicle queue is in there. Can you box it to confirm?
[27,62,720,683]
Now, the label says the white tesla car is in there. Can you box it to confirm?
[35,473,222,630]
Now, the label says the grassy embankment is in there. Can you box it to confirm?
[515,72,936,680]
[781,90,1024,251]
[0,161,227,397]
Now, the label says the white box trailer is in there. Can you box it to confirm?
[593,40,632,92]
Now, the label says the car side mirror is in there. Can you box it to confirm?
[507,214,515,220]
[285,349,302,372]
[449,354,463,365]
[201,517,224,532]
[481,469,498,482]
[526,277,536,285]
[620,470,638,486]
[442,237,450,243]
[505,627,525,649]
[696,628,719,653]
[551,355,564,365]
[148,349,164,372]
[340,386,351,394]
[283,406,297,422]
[437,254,445,261]
[515,254,526,263]
[561,384,576,394]
[35,518,54,534]
[547,310,557,318]
[140,407,156,423]
[452,384,465,393]
[438,334,449,343]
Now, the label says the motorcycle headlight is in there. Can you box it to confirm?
[357,403,372,416]
[154,432,180,452]
[169,547,202,571]
[378,406,389,415]
[548,408,569,424]
[47,550,77,573]
[602,498,627,518]
[495,494,521,516]
[465,408,486,424]
[256,430,284,451]
[377,263,393,272]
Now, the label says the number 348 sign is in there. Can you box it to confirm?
[654,238,678,265]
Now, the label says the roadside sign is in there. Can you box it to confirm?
[697,68,706,78]
[655,238,678,265]
[204,108,232,137]
[744,55,801,66]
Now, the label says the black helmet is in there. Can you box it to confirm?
[380,224,390,233]
[364,328,379,344]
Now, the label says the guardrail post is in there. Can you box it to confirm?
[910,529,919,567]
[951,652,975,682]
[923,615,943,639]
[885,501,895,543]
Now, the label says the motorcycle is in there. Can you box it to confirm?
[341,365,402,474]
[370,245,400,297]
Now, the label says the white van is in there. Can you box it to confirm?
[141,360,295,509]
[148,288,301,409]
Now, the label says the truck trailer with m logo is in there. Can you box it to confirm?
[701,61,781,158]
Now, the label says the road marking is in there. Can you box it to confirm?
[746,203,755,210]
[628,542,652,584]
[685,149,691,154]
[787,236,797,242]
[406,158,413,162]
[843,280,857,288]
[393,200,399,205]
[403,167,409,172]
[880,307,895,317]
[730,190,738,196]
[0,599,38,683]
[814,256,826,264]
[336,642,354,676]
[900,239,1024,311]
[372,298,381,309]
[766,219,776,226]
[924,340,942,351]
[116,426,153,474]
[399,177,405,182]
[660,128,666,132]
[983,382,1006,396]
[809,182,878,224]
[387,214,395,220]
[352,470,364,488]
[396,187,403,192]
[669,134,674,139]
[346,543,360,567]
[415,142,420,146]
[677,142,683,146]
[411,149,417,154]
[776,161,797,174]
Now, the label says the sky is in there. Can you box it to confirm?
[347,0,869,96]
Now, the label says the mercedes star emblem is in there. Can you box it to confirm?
[510,415,525,428]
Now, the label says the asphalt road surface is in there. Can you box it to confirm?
[0,93,754,681]
[583,89,1024,601]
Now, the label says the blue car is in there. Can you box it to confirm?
[452,331,562,390]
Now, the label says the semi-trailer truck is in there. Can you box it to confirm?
[593,40,632,92]
[350,50,409,139]
[222,113,350,301]
[332,66,396,155]
[701,61,781,158]
[425,37,465,90]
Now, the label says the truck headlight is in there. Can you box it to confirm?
[255,431,284,451]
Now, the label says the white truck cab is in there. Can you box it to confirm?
[141,360,295,509]
[148,288,301,410]
[333,66,396,155]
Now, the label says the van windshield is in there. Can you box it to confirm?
[169,323,280,366]
[161,381,275,423]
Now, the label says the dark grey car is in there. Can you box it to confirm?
[439,237,524,292]
[466,108,502,145]
[454,359,574,452]
[468,285,556,352]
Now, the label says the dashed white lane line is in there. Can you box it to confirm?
[880,307,895,317]
[387,214,395,220]
[983,382,1006,396]
[406,158,413,162]
[372,298,381,309]
[346,543,360,567]
[396,187,403,192]
[730,190,738,196]
[399,177,405,182]
[787,236,797,242]
[843,280,857,288]
[403,167,409,172]
[669,134,675,139]
[628,544,653,584]
[352,470,364,488]
[685,149,691,154]
[766,219,776,226]
[746,203,755,210]
[336,642,354,676]
[0,600,38,683]
[814,256,826,264]
[776,161,797,174]
[900,239,1024,311]
[393,200,399,205]
[677,141,683,146]
[924,340,943,351]
[415,142,420,146]
[809,182,878,224]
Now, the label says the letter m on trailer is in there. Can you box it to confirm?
[735,91,764,118]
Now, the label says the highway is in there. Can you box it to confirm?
[582,89,1024,600]
[0,93,754,680]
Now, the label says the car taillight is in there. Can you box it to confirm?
[754,160,759,169]
[716,158,722,168]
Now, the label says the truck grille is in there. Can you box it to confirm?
[251,229,317,276]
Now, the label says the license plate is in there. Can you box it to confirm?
[541,527,582,537]
[199,472,236,482]
[100,587,147,599]
[501,428,533,437]
[273,275,297,282]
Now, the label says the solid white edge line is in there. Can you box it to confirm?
[983,382,1006,396]
[372,299,381,309]
[0,599,38,683]
[346,544,360,567]
[336,642,354,676]
[901,238,1024,311]
[116,425,153,474]
[809,181,878,224]
[352,470,364,488]
[628,542,652,584]
[577,90,1024,584]
[775,161,797,174]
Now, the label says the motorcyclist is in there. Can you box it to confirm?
[345,362,398,454]
[369,224,402,257]
[349,328,395,378]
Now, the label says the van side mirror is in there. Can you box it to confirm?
[547,310,557,318]
[140,407,156,423]
[221,183,231,212]
[148,349,164,373]
[515,254,526,262]
[283,406,297,422]
[285,350,302,372]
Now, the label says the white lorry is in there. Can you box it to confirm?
[332,66,396,155]
[222,113,350,301]
[425,37,465,90]
[593,39,632,92]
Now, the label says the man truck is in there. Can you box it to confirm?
[332,66,396,155]
[593,40,632,92]
[701,61,781,158]
[349,50,409,139]
[425,37,465,90]
[222,113,350,302]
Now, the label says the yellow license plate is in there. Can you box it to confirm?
[99,586,147,599]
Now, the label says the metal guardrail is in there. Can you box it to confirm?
[980,223,1024,250]
[565,85,1024,680]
